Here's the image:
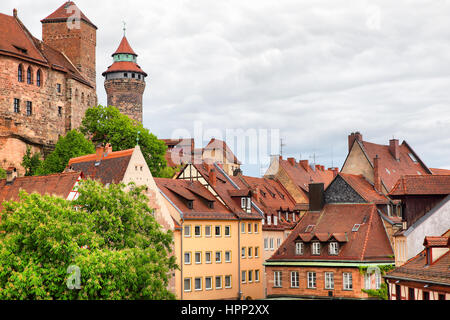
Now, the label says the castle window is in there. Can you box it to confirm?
[81,92,84,104]
[26,101,32,116]
[27,67,33,84]
[36,69,42,87]
[124,73,128,78]
[57,84,61,93]
[58,107,63,117]
[14,99,20,113]
[18,64,23,82]
[132,73,135,78]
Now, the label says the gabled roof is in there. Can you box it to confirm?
[390,175,450,196]
[268,203,394,262]
[155,178,236,220]
[0,171,82,212]
[112,36,137,56]
[337,173,390,204]
[277,158,335,193]
[203,138,241,165]
[41,1,97,29]
[68,148,134,185]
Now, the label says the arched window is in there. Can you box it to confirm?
[18,64,23,82]
[27,67,33,84]
[36,69,42,87]
[81,92,84,104]
[75,89,79,101]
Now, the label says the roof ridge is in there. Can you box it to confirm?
[360,205,376,260]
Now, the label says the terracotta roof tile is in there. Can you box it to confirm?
[112,36,137,56]
[389,175,450,196]
[102,61,147,76]
[338,173,390,204]
[41,1,97,29]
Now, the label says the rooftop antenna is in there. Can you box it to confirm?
[280,138,286,157]
[122,21,126,37]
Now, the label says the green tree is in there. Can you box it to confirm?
[0,179,177,300]
[80,105,168,177]
[0,167,5,179]
[21,146,42,176]
[36,130,95,176]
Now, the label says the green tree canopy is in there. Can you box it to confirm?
[80,105,169,177]
[36,130,95,176]
[21,146,42,176]
[0,179,177,300]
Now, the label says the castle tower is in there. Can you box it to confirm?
[102,34,147,123]
[41,1,97,88]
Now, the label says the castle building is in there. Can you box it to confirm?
[0,2,97,175]
[103,35,147,123]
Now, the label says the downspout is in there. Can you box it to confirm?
[238,217,241,300]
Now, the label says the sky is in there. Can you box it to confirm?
[3,0,450,177]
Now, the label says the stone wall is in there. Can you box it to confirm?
[105,78,145,123]
[324,175,366,204]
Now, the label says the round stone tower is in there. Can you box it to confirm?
[102,35,147,123]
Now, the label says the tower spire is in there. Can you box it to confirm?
[122,21,126,37]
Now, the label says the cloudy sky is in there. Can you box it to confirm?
[3,0,450,176]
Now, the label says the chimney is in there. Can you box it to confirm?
[309,183,324,211]
[389,139,400,161]
[315,164,321,171]
[348,131,363,152]
[300,160,309,170]
[6,167,17,184]
[104,143,112,155]
[95,144,104,162]
[331,167,339,177]
[253,186,260,202]
[373,155,382,192]
[209,168,217,187]
[13,8,17,18]
[287,157,295,166]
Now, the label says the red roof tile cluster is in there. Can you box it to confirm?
[102,61,147,76]
[338,173,390,204]
[155,178,236,220]
[268,203,394,262]
[112,36,137,56]
[68,148,134,185]
[0,172,81,212]
[423,236,450,247]
[389,175,450,196]
[277,157,335,193]
[41,1,97,29]
[430,168,450,175]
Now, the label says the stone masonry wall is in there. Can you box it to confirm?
[105,78,145,123]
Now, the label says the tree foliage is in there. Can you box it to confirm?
[80,105,168,177]
[0,180,177,300]
[36,130,95,176]
[21,146,42,176]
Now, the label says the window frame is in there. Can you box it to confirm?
[343,272,353,291]
[295,242,304,255]
[325,272,334,290]
[307,272,316,289]
[273,271,282,288]
[290,271,299,288]
[312,242,321,255]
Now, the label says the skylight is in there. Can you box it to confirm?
[352,224,361,232]
[408,153,418,163]
[305,225,315,233]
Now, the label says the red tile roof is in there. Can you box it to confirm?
[431,168,450,175]
[423,236,450,247]
[268,203,394,262]
[155,178,236,220]
[41,1,97,29]
[277,158,335,193]
[102,61,147,76]
[112,36,137,56]
[356,140,431,192]
[68,149,134,185]
[0,172,82,212]
[389,175,450,196]
[338,173,390,204]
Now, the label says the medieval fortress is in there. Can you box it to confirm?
[0,2,146,174]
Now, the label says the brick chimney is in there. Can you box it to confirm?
[287,157,296,166]
[13,8,17,17]
[95,144,104,162]
[309,183,325,211]
[315,164,321,171]
[6,167,17,184]
[389,139,400,161]
[254,186,260,202]
[348,132,363,152]
[209,168,217,187]
[373,155,382,192]
[300,160,309,170]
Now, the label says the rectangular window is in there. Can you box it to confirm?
[343,272,353,290]
[329,242,339,255]
[205,251,212,264]
[365,273,371,290]
[325,272,334,290]
[184,225,191,237]
[215,226,221,237]
[269,238,274,250]
[205,277,212,290]
[184,252,191,265]
[194,277,202,291]
[184,278,191,292]
[248,223,252,233]
[248,270,253,283]
[307,272,316,289]
[274,271,282,287]
[375,272,381,290]
[241,247,246,258]
[255,270,260,282]
[215,276,222,289]
[295,242,304,255]
[290,271,299,288]
[423,291,430,300]
[248,247,253,258]
[58,106,62,117]
[264,238,268,250]
[254,223,258,233]
[57,83,61,93]
[408,287,415,300]
[255,247,259,258]
[225,251,231,263]
[194,225,201,237]
[195,252,201,264]
[14,98,20,113]
[26,101,32,116]
[205,225,211,237]
[241,271,246,283]
[276,238,281,248]
[241,222,246,233]
[215,251,221,263]
[224,225,231,237]
[312,242,321,255]
[225,275,232,288]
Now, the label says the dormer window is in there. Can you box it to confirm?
[312,242,321,255]
[241,197,251,213]
[295,242,304,255]
[329,242,339,255]
[267,215,271,225]
[187,200,193,209]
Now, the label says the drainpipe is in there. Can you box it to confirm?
[238,217,242,300]
[180,217,184,300]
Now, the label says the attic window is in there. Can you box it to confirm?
[13,45,28,54]
[305,225,315,233]
[408,153,418,163]
[187,200,193,209]
[352,224,361,232]
[208,201,214,209]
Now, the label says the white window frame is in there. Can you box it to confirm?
[343,272,353,290]
[194,225,201,237]
[184,252,191,265]
[194,277,202,291]
[276,238,281,248]
[225,275,232,289]
[205,225,212,237]
[312,242,321,255]
[205,251,212,264]
[290,271,299,288]
[215,251,222,263]
[264,238,269,250]
[269,238,274,250]
[255,269,260,282]
[184,278,191,292]
[295,242,304,255]
[325,272,334,290]
[307,272,316,289]
[224,225,231,237]
[215,276,222,289]
[184,225,191,237]
[205,276,213,290]
[242,270,247,283]
[274,271,282,287]
[195,251,202,264]
[225,251,231,263]
[329,242,339,255]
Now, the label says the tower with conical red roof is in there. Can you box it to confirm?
[102,34,147,123]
